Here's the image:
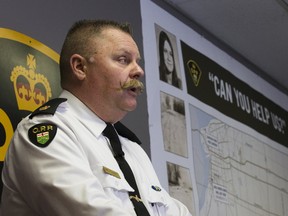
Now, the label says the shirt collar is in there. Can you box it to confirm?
[59,90,106,138]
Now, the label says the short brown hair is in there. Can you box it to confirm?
[59,19,131,87]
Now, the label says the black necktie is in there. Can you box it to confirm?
[103,123,150,216]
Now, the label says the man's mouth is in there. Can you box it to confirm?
[128,86,142,95]
[130,87,136,92]
[121,80,144,95]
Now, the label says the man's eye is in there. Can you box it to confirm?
[119,57,128,64]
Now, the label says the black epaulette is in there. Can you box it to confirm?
[114,122,142,145]
[29,98,67,119]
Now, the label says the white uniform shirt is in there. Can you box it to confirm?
[1,90,192,216]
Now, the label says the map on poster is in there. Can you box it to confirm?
[189,104,288,216]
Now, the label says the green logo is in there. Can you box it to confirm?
[37,131,49,144]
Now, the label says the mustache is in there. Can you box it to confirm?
[120,79,145,95]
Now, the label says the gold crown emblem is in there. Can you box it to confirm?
[10,54,52,111]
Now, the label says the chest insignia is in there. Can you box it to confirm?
[151,185,162,191]
[103,166,121,179]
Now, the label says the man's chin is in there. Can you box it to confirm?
[124,103,137,112]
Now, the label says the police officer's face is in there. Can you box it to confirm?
[85,28,144,117]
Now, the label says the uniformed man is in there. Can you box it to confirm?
[1,19,192,216]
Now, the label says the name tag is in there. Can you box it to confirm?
[103,166,121,179]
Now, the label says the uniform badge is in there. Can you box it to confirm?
[28,123,57,147]
[103,166,121,179]
[151,185,162,191]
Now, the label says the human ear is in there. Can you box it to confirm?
[70,54,87,80]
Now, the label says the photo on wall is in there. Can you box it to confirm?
[167,161,195,215]
[155,23,182,89]
[160,91,188,157]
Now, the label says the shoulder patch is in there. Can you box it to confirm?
[29,98,67,119]
[28,123,57,147]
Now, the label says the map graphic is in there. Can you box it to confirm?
[189,104,288,216]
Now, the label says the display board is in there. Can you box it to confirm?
[141,1,288,215]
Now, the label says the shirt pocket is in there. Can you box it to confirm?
[91,163,135,210]
[144,185,171,216]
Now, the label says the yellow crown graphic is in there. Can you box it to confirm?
[10,54,52,112]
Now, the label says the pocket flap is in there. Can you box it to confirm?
[92,164,134,192]
[145,185,170,206]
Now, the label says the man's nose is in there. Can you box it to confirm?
[130,62,144,79]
